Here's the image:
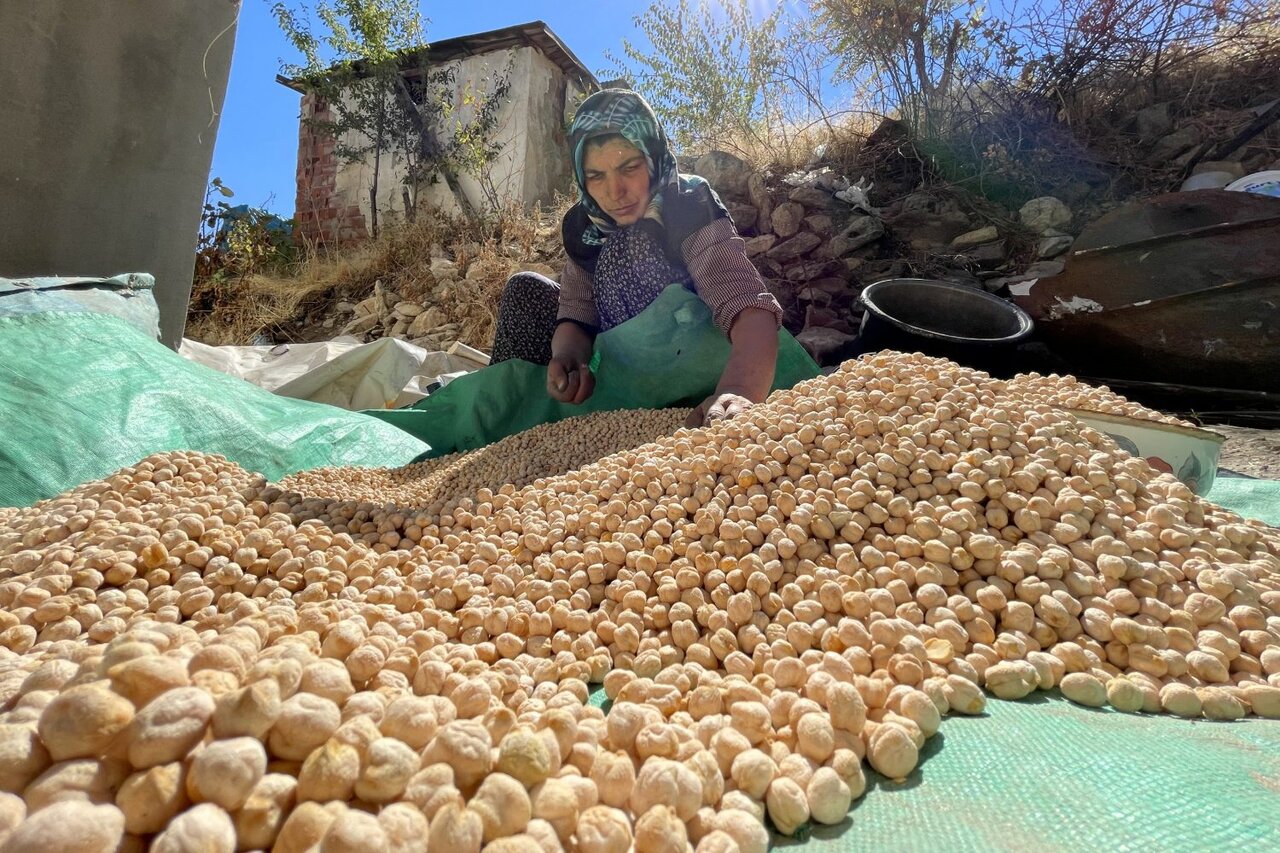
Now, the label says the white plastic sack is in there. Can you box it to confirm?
[179,336,488,410]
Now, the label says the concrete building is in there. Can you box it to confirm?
[281,21,598,246]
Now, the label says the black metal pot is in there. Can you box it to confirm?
[856,278,1035,374]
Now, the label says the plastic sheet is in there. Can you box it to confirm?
[0,312,428,507]
[180,335,488,410]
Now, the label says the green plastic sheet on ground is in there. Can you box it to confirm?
[0,312,428,507]
[367,284,821,456]
[586,478,1280,852]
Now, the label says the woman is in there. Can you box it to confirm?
[490,89,783,427]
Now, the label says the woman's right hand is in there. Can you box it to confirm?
[547,355,595,404]
[547,322,597,404]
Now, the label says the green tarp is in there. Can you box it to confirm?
[367,284,822,457]
[0,312,428,507]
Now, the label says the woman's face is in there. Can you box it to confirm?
[582,137,652,226]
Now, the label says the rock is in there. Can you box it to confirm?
[803,214,835,237]
[784,259,843,282]
[1038,235,1074,259]
[389,318,411,338]
[336,301,356,313]
[430,258,458,280]
[1147,126,1201,164]
[322,317,335,328]
[834,216,885,252]
[1018,197,1072,235]
[340,313,380,336]
[747,172,773,233]
[744,234,778,257]
[409,308,445,338]
[770,203,806,238]
[766,231,822,262]
[394,301,424,317]
[805,277,852,299]
[796,327,856,363]
[951,226,999,248]
[788,186,836,209]
[1136,102,1173,142]
[726,202,759,232]
[354,297,378,317]
[964,240,1008,266]
[694,151,753,199]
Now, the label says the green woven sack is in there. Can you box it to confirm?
[0,312,428,507]
[368,284,821,456]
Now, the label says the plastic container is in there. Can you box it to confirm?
[1224,170,1280,198]
[1069,409,1225,495]
[856,278,1034,373]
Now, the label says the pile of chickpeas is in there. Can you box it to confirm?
[0,351,1276,852]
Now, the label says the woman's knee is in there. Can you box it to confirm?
[502,271,559,301]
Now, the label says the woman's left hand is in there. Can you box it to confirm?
[686,392,754,427]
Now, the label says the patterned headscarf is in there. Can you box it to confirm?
[569,89,685,247]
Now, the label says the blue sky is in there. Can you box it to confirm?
[210,1,675,216]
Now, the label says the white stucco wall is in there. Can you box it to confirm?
[330,44,578,229]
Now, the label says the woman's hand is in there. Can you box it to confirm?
[547,322,596,404]
[547,355,595,404]
[686,391,753,427]
[685,308,778,427]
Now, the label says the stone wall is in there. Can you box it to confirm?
[691,150,1079,364]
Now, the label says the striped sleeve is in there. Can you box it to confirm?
[681,217,783,336]
[555,257,600,331]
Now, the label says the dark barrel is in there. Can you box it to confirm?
[856,278,1034,373]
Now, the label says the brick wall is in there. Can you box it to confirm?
[293,92,369,247]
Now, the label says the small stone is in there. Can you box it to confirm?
[789,186,836,208]
[833,216,885,253]
[771,203,806,238]
[1147,126,1201,164]
[430,258,458,280]
[747,172,773,231]
[803,214,835,237]
[694,151,753,198]
[389,318,411,338]
[1018,197,1072,235]
[1135,102,1173,142]
[964,240,1008,266]
[744,234,778,257]
[950,226,999,248]
[336,301,356,313]
[1038,235,1074,259]
[322,318,335,328]
[409,308,445,338]
[796,327,855,363]
[726,202,759,231]
[394,302,424,318]
[766,231,822,262]
[340,314,380,336]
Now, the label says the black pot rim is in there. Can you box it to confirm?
[859,277,1035,346]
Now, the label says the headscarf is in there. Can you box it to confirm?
[564,90,727,266]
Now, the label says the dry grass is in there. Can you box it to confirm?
[186,199,571,348]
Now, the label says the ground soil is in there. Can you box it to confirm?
[1213,426,1280,481]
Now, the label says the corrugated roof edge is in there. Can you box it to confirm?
[276,20,599,93]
